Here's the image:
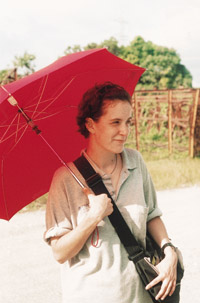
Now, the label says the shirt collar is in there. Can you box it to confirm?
[121,148,137,170]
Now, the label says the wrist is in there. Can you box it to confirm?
[87,209,102,225]
[161,242,177,258]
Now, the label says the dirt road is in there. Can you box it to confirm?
[0,186,200,302]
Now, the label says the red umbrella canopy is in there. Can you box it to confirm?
[0,48,145,220]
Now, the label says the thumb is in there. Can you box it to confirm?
[83,187,94,197]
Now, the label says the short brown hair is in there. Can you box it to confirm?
[77,82,131,138]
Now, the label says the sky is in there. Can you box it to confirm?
[1,0,200,87]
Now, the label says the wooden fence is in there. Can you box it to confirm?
[132,88,200,157]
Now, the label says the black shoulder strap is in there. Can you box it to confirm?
[74,155,145,263]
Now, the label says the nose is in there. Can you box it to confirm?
[119,123,129,136]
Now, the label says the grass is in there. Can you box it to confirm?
[145,157,200,190]
[125,124,200,190]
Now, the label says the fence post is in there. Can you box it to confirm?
[168,90,172,155]
[189,89,200,157]
[133,92,139,151]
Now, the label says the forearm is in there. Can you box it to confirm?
[51,212,100,264]
[50,192,113,264]
[147,216,171,248]
[147,216,178,258]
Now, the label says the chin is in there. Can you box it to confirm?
[113,146,124,154]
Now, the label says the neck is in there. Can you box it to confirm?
[86,142,117,173]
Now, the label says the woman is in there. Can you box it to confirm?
[44,82,178,303]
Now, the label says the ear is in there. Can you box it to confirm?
[85,118,95,134]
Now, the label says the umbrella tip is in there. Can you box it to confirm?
[1,86,18,106]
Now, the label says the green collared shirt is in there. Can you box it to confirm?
[45,148,161,303]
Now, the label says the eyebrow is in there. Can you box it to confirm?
[110,116,132,121]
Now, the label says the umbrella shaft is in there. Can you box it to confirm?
[17,106,41,135]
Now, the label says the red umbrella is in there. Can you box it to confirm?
[0,48,145,220]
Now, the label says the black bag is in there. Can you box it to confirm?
[135,257,183,303]
[74,155,184,303]
[135,234,184,302]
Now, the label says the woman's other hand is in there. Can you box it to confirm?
[145,247,178,301]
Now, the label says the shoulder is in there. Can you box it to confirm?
[124,148,142,159]
[50,162,87,190]
[52,165,70,183]
[123,148,144,168]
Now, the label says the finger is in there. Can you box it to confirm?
[108,204,114,214]
[169,280,176,296]
[155,280,169,301]
[145,276,162,290]
[159,281,173,301]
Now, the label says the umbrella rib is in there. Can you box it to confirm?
[24,97,55,110]
[25,106,77,122]
[15,113,21,143]
[33,110,67,121]
[5,125,28,154]
[0,113,20,143]
[33,76,76,119]
[24,106,62,117]
[0,124,27,144]
[32,75,49,119]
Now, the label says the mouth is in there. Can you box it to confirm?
[115,139,126,144]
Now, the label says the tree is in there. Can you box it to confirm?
[64,45,83,55]
[0,52,36,84]
[13,52,36,76]
[64,37,122,57]
[0,69,17,85]
[63,36,193,89]
[122,36,192,89]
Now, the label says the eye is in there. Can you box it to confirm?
[112,120,120,124]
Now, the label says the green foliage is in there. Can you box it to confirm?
[0,37,193,89]
[63,36,193,89]
[0,52,36,84]
[64,45,83,55]
[121,36,192,89]
[64,37,122,57]
[0,70,9,83]
[13,52,36,76]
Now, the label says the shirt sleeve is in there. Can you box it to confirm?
[138,152,162,221]
[44,167,73,244]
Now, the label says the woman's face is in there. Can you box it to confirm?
[88,99,133,154]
